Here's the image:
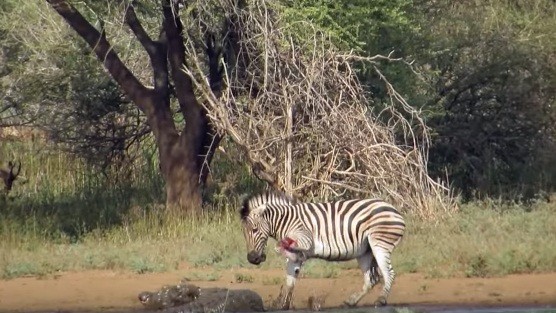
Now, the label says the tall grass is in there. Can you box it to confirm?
[0,139,164,240]
[1,139,555,280]
[395,200,556,278]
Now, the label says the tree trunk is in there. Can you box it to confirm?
[159,137,203,213]
[141,83,217,214]
[157,108,219,214]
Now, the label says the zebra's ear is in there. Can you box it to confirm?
[240,196,251,219]
[240,195,267,219]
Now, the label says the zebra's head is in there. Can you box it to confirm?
[239,191,297,265]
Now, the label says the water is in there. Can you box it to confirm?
[22,307,556,313]
[417,307,556,313]
[271,306,556,313]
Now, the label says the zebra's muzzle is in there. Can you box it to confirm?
[247,251,266,265]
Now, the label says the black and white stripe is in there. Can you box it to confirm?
[239,191,405,308]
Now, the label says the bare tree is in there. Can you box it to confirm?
[185,0,454,217]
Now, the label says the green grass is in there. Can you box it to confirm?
[1,139,556,280]
[394,200,556,278]
[0,139,165,240]
[183,271,222,282]
[235,273,255,283]
[262,276,283,285]
[2,200,554,280]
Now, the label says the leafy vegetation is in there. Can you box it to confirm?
[413,0,556,200]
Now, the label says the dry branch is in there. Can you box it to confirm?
[184,0,455,218]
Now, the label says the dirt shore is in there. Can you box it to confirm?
[0,268,555,312]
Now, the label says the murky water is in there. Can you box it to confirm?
[416,306,556,313]
[271,306,556,313]
[416,307,556,313]
[22,305,556,313]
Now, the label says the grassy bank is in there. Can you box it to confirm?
[1,140,556,280]
[2,200,555,280]
[396,200,556,278]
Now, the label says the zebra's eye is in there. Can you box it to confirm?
[252,227,258,233]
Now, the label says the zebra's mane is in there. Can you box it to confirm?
[240,191,297,219]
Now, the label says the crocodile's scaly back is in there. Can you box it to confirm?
[138,282,201,309]
[139,282,265,313]
[164,289,265,313]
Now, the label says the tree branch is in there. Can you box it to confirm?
[45,0,150,109]
[124,3,157,56]
[161,0,218,180]
[161,0,197,117]
[124,2,169,94]
[197,23,226,184]
[205,32,224,98]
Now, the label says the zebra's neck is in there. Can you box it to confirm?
[263,205,311,249]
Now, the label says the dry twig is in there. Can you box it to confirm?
[183,0,455,218]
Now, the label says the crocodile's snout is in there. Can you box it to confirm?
[138,291,151,304]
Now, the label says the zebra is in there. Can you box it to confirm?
[238,191,405,309]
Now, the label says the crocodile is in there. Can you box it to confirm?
[138,282,201,310]
[138,280,265,313]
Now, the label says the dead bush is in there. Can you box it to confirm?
[184,0,455,218]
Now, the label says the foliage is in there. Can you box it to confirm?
[0,3,27,127]
[278,0,414,54]
[202,138,266,204]
[291,0,556,200]
[5,0,553,204]
[285,0,556,201]
[277,0,421,110]
[0,0,151,171]
[413,0,556,200]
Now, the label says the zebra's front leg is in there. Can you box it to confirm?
[274,260,302,310]
[344,253,379,307]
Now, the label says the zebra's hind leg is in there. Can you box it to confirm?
[343,253,379,307]
[372,244,396,307]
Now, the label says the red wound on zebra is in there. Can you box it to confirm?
[279,237,297,250]
[276,237,306,264]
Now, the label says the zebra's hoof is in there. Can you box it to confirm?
[342,300,357,308]
[374,296,387,307]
